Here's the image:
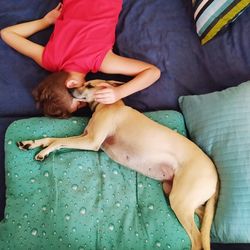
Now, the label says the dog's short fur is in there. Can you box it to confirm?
[18,80,218,250]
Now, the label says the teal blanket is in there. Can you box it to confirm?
[0,111,190,250]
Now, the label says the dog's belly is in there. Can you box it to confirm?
[102,138,175,181]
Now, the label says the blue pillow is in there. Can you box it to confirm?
[179,81,250,243]
[1,0,250,114]
[0,0,60,116]
[116,0,250,111]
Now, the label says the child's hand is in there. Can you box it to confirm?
[94,83,122,104]
[43,3,63,25]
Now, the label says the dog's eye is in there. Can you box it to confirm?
[86,83,94,89]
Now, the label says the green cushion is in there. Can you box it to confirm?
[179,81,250,243]
[0,111,191,250]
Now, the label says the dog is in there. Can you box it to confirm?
[17,79,218,250]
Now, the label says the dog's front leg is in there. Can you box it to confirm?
[17,137,61,150]
[34,134,103,161]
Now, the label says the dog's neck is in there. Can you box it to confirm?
[88,100,124,112]
[89,100,99,112]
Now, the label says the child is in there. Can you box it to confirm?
[0,1,160,117]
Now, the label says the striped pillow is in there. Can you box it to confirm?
[193,0,250,45]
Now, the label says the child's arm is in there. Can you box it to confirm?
[0,3,62,66]
[95,51,161,104]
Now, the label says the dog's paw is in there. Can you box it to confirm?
[16,141,31,150]
[35,154,46,161]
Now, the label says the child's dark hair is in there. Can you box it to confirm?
[32,72,73,118]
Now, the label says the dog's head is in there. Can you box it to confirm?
[71,79,122,103]
[71,80,103,103]
[32,72,86,118]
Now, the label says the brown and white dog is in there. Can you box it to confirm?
[17,80,218,250]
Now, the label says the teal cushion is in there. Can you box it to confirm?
[0,111,191,249]
[179,81,250,243]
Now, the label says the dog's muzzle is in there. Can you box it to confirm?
[69,88,84,100]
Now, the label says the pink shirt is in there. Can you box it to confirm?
[42,0,122,74]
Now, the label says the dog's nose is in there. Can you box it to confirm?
[69,88,80,98]
[69,88,88,101]
[68,88,74,95]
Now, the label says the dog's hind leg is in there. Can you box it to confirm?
[167,166,209,250]
[169,192,202,250]
[168,165,217,250]
[201,183,219,250]
[195,206,205,221]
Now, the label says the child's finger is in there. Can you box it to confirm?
[97,82,112,88]
[56,2,63,10]
[94,92,111,99]
[95,97,109,103]
[94,93,110,100]
[94,89,112,96]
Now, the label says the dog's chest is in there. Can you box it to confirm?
[104,135,116,145]
[102,138,175,181]
[101,134,135,162]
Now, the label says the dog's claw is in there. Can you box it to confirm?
[16,141,30,150]
[35,154,45,161]
[16,141,23,148]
